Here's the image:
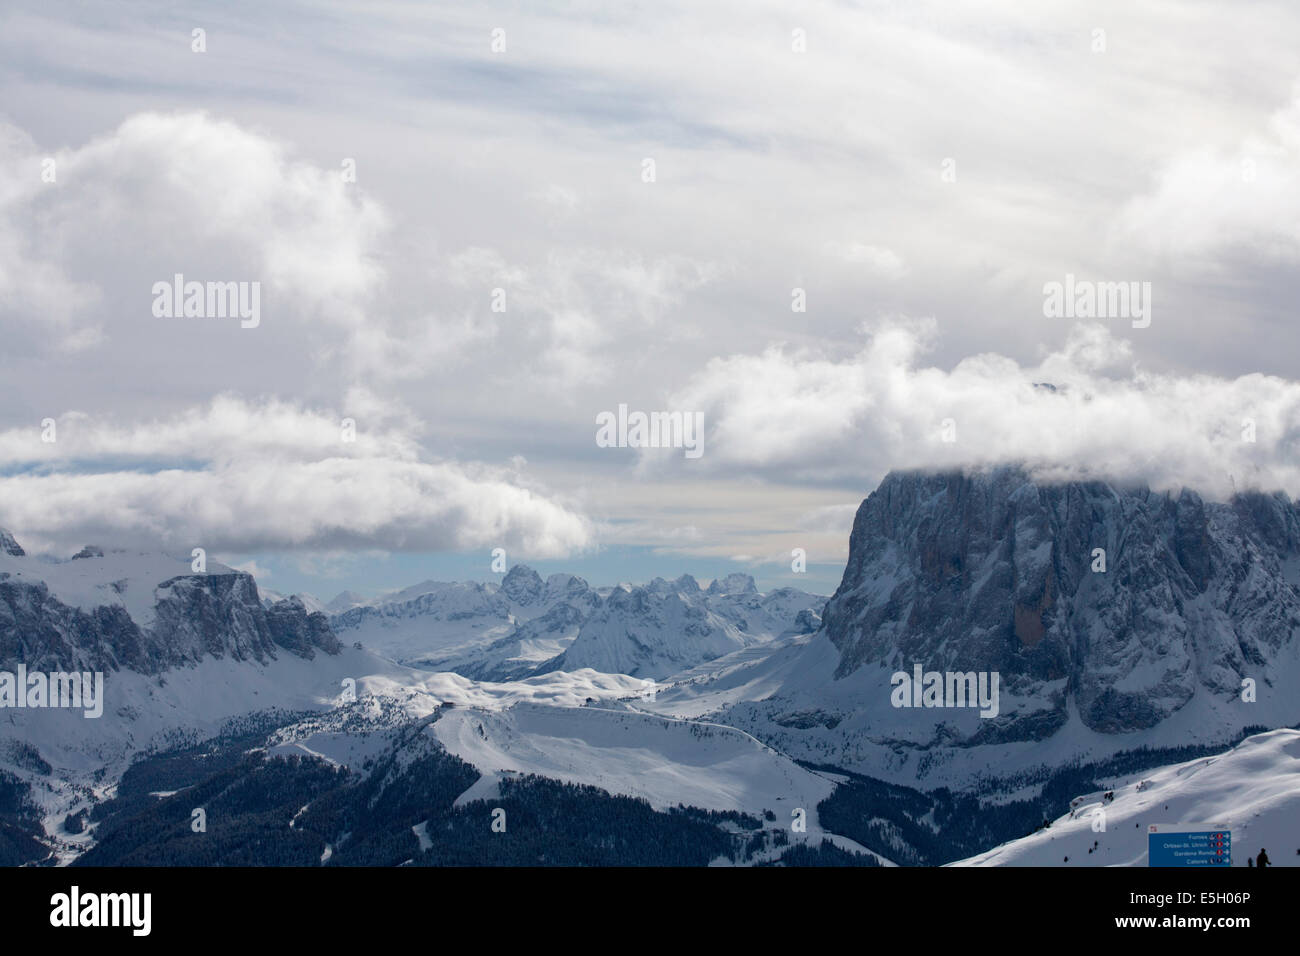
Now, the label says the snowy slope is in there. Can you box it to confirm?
[430,702,829,816]
[329,580,516,662]
[428,700,881,859]
[0,540,237,630]
[258,683,889,861]
[954,729,1300,866]
[662,624,1300,792]
[0,645,392,851]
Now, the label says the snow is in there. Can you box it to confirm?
[558,577,823,679]
[453,771,504,807]
[0,545,237,630]
[7,513,1295,870]
[432,701,836,826]
[329,581,521,664]
[326,565,823,681]
[411,821,433,851]
[0,644,398,843]
[637,617,1300,795]
[270,729,394,769]
[954,729,1300,867]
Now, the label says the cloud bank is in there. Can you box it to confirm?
[667,319,1300,500]
[0,397,592,557]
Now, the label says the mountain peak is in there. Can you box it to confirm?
[821,466,1300,735]
[707,572,757,596]
[325,589,369,613]
[543,572,590,601]
[0,529,24,557]
[501,564,545,604]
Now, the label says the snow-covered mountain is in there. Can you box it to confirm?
[955,728,1300,866]
[6,468,1297,869]
[0,530,341,673]
[326,565,602,676]
[0,529,371,862]
[657,467,1300,789]
[69,692,882,867]
[0,537,852,865]
[267,696,871,856]
[550,574,823,679]
[329,564,825,681]
[821,467,1300,732]
[260,588,329,615]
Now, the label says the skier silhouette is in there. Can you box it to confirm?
[1256,848,1270,868]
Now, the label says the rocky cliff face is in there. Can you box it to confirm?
[0,530,25,557]
[0,531,340,674]
[820,468,1300,734]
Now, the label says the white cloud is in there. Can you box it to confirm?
[0,397,593,558]
[2,111,388,338]
[824,242,906,279]
[229,558,271,581]
[3,0,1300,581]
[667,318,1300,499]
[0,459,592,557]
[1117,90,1300,264]
[0,395,419,465]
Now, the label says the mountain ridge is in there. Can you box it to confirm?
[674,466,1300,787]
[0,530,341,674]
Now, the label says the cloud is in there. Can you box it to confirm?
[3,0,1300,584]
[824,242,906,279]
[0,397,593,557]
[0,460,592,556]
[1,111,388,341]
[229,558,271,580]
[479,248,719,388]
[0,393,418,465]
[1117,90,1300,264]
[665,318,1300,499]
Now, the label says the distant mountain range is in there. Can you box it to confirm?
[2,464,1297,866]
[322,564,825,681]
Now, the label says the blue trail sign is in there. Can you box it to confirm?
[1148,824,1231,867]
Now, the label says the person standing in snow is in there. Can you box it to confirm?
[1256,848,1270,868]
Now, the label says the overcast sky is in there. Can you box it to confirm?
[2,0,1299,599]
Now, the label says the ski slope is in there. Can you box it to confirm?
[428,700,885,860]
[954,729,1300,867]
